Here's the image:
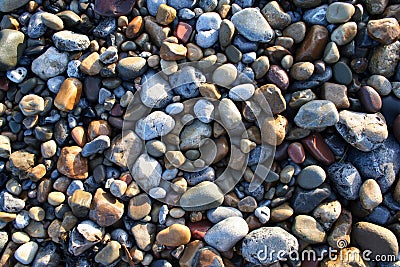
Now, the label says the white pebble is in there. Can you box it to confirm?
[7,67,27,83]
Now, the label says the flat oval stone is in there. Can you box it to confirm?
[358,86,382,112]
[296,25,329,61]
[294,100,339,130]
[231,8,274,43]
[52,31,90,51]
[297,165,326,189]
[326,2,355,23]
[0,29,26,71]
[292,215,326,244]
[352,222,399,258]
[302,133,335,165]
[333,61,352,85]
[156,224,191,246]
[117,57,147,80]
[204,217,249,252]
[207,206,243,223]
[218,98,242,130]
[229,84,255,101]
[288,142,305,164]
[180,181,224,211]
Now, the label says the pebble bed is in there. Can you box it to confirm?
[0,0,400,266]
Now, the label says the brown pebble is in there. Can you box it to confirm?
[358,86,382,113]
[301,133,335,165]
[393,114,400,143]
[71,126,86,147]
[367,18,400,45]
[57,146,88,179]
[296,25,329,62]
[156,224,191,247]
[288,142,305,164]
[54,78,82,112]
[87,120,111,141]
[126,16,144,39]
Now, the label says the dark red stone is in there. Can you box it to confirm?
[393,114,400,143]
[288,142,306,163]
[110,103,124,116]
[94,0,136,17]
[174,22,193,43]
[187,220,212,240]
[0,77,9,91]
[358,85,382,113]
[301,133,335,165]
[267,65,289,91]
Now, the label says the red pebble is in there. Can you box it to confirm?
[187,220,213,240]
[302,133,335,165]
[174,22,193,43]
[288,142,306,164]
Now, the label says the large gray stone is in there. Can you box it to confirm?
[0,29,25,71]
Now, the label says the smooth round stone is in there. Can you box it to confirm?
[326,2,355,23]
[41,12,64,30]
[146,140,166,158]
[229,84,255,101]
[219,19,235,47]
[353,222,399,258]
[331,22,357,46]
[327,162,362,200]
[117,57,147,80]
[367,75,392,96]
[14,241,38,265]
[333,61,352,85]
[242,227,299,265]
[0,29,25,71]
[180,181,224,211]
[213,64,237,87]
[6,67,27,83]
[290,62,314,81]
[359,179,382,210]
[156,224,191,246]
[358,86,382,113]
[287,142,305,164]
[194,99,215,123]
[297,165,326,189]
[292,215,326,244]
[94,241,121,265]
[207,206,243,223]
[294,100,339,130]
[47,192,65,206]
[12,232,30,244]
[204,217,249,252]
[367,18,400,45]
[231,8,274,43]
[335,110,388,152]
[261,1,291,30]
[18,94,45,116]
[165,103,183,116]
[218,98,242,131]
[28,207,45,221]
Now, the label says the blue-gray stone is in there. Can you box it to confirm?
[207,206,243,223]
[233,35,258,52]
[147,0,167,16]
[81,135,111,157]
[93,18,116,38]
[348,136,400,193]
[168,0,196,9]
[170,66,205,98]
[303,5,328,26]
[327,162,362,200]
[292,185,331,214]
[28,12,47,38]
[365,206,391,225]
[184,167,215,186]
